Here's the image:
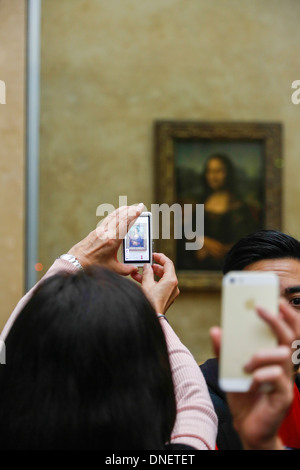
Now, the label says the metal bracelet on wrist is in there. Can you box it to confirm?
[59,254,83,271]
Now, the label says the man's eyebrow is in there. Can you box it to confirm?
[285,286,300,294]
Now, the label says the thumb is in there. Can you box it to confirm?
[110,259,139,277]
[210,326,222,358]
[120,265,139,277]
[141,263,154,288]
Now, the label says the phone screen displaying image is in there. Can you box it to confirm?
[123,213,152,264]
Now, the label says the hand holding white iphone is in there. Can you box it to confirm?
[219,271,279,392]
[122,212,153,267]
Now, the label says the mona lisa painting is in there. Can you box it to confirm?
[154,121,282,290]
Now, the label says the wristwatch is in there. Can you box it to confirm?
[59,254,83,271]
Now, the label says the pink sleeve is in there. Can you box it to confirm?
[158,316,218,450]
[0,259,79,341]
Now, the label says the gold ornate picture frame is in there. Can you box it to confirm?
[154,121,282,290]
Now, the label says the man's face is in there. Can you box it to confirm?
[244,258,300,374]
[244,258,300,312]
[244,258,300,373]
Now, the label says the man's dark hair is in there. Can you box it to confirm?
[223,229,300,274]
[0,267,176,450]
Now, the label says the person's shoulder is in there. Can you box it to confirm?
[200,358,219,389]
[200,358,244,450]
[200,358,227,408]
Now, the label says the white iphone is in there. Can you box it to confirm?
[219,271,279,392]
[122,212,153,267]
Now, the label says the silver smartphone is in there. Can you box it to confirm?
[122,212,153,267]
[219,271,279,392]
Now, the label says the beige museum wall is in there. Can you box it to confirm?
[0,1,26,332]
[38,0,300,364]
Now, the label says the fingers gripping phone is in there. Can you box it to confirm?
[122,212,153,267]
[219,271,279,392]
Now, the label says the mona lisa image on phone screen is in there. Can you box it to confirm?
[122,212,152,267]
[219,271,279,392]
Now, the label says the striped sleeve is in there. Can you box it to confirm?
[158,315,218,450]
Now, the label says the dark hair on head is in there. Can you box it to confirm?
[223,229,300,274]
[0,267,176,450]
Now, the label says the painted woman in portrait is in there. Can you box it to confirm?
[177,153,260,271]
